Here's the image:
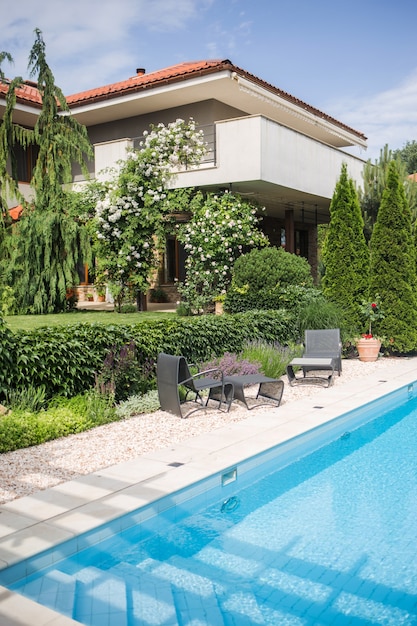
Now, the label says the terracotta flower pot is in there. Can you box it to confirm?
[214,301,224,315]
[356,337,381,362]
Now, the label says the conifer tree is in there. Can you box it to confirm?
[369,161,417,352]
[0,53,28,221]
[359,144,417,240]
[4,30,93,313]
[322,163,370,328]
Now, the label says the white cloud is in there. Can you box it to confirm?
[1,0,213,91]
[3,0,416,166]
[326,69,417,161]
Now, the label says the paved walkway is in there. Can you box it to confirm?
[0,357,416,625]
[77,300,177,312]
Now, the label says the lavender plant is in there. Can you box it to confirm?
[200,352,260,379]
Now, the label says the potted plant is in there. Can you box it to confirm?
[213,294,226,315]
[94,270,107,302]
[96,287,106,302]
[148,285,168,303]
[86,292,94,302]
[356,297,384,362]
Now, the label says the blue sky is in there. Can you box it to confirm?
[2,0,417,161]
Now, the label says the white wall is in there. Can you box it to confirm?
[172,115,365,196]
[94,138,133,181]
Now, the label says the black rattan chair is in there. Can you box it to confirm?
[157,353,233,418]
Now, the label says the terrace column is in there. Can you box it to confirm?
[285,209,295,253]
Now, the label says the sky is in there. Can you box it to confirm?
[2,0,417,161]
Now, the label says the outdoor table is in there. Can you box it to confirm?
[210,374,284,410]
[286,357,336,387]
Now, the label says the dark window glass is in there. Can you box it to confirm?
[12,143,39,183]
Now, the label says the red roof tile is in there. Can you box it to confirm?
[0,80,42,108]
[66,58,366,141]
[9,204,23,220]
[1,59,366,141]
[66,59,229,105]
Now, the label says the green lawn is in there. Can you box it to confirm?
[5,309,176,332]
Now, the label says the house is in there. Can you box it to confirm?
[1,59,367,298]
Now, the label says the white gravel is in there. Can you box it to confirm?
[0,358,405,505]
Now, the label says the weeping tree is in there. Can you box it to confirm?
[369,161,417,353]
[321,163,370,329]
[2,30,93,313]
[0,52,26,222]
[0,53,32,308]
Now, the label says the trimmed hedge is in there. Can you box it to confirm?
[0,318,16,397]
[224,285,323,315]
[3,310,296,400]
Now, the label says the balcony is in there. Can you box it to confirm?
[93,115,367,224]
[170,115,367,223]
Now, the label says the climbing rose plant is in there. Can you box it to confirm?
[176,191,269,313]
[359,296,384,338]
[94,118,205,306]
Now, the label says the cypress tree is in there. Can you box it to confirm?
[322,163,370,328]
[369,161,417,353]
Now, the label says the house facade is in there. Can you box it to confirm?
[1,59,367,297]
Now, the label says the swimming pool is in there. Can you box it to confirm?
[1,383,417,625]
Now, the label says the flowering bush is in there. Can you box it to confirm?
[201,352,261,379]
[359,297,384,337]
[94,118,206,307]
[176,191,269,313]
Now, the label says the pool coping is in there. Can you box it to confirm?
[1,357,417,625]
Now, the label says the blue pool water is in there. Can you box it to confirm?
[2,386,417,625]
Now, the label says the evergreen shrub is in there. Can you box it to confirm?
[224,247,314,313]
[4,310,297,400]
[115,390,160,419]
[321,163,370,327]
[225,285,321,314]
[297,297,354,342]
[0,391,117,453]
[231,246,313,292]
[369,162,417,353]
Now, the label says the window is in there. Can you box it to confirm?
[12,143,39,183]
[163,236,187,284]
[76,259,94,285]
[295,230,309,258]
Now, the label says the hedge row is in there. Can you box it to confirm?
[0,310,297,400]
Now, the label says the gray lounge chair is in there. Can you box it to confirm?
[157,352,233,418]
[303,328,342,376]
[286,329,342,386]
